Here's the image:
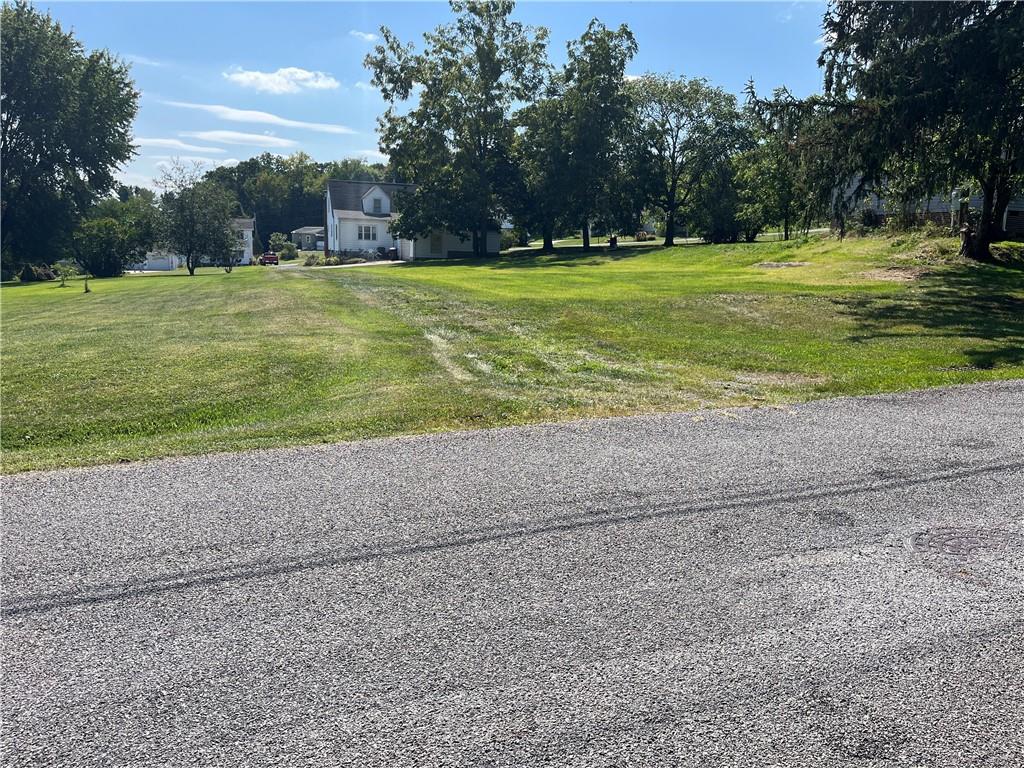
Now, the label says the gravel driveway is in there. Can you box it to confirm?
[3,382,1023,766]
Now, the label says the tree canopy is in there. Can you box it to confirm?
[629,74,741,246]
[157,162,237,276]
[366,0,549,257]
[561,21,637,250]
[819,0,1024,258]
[202,153,390,244]
[1,0,138,274]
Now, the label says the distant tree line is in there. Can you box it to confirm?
[202,153,395,251]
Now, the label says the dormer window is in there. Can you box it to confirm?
[372,197,382,214]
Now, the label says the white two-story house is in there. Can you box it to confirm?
[230,218,255,264]
[325,179,500,259]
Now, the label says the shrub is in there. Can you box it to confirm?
[303,252,324,266]
[340,256,367,265]
[18,263,56,282]
[279,242,298,261]
[269,232,288,252]
[1,255,17,282]
[500,230,516,251]
[848,208,882,237]
[991,241,1024,265]
[53,261,80,286]
[325,255,341,266]
[920,220,951,239]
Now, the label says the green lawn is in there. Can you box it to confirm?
[3,235,1022,472]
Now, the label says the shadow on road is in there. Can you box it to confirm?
[4,459,1021,618]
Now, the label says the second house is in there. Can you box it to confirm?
[324,179,500,260]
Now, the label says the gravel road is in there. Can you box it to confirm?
[3,382,1023,766]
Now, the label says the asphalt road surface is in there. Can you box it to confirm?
[3,382,1023,767]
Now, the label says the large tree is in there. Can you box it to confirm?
[366,0,549,258]
[561,21,637,251]
[819,0,1024,259]
[1,0,138,274]
[629,74,742,246]
[743,84,810,241]
[157,163,237,276]
[509,93,571,251]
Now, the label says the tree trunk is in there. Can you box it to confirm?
[992,176,1011,241]
[581,220,591,251]
[186,253,196,276]
[478,217,491,259]
[663,208,676,247]
[783,211,791,242]
[542,224,554,252]
[972,181,996,261]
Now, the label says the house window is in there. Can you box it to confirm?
[372,198,382,214]
[358,225,378,241]
[430,232,443,254]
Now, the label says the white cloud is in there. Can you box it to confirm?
[163,101,355,135]
[223,66,340,94]
[181,130,298,148]
[350,30,379,43]
[624,74,642,82]
[151,155,222,165]
[355,81,376,91]
[124,53,164,67]
[134,137,226,154]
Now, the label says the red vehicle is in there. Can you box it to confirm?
[258,252,279,266]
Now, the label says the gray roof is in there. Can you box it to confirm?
[326,179,414,215]
[229,218,255,231]
[291,226,325,235]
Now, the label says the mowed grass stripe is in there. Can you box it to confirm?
[2,235,1021,472]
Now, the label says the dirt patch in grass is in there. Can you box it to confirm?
[734,371,829,387]
[714,371,828,396]
[860,267,929,282]
[755,261,811,269]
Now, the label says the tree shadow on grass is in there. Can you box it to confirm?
[399,244,664,270]
[834,263,1024,369]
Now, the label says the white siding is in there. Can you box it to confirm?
[325,188,336,250]
[332,216,401,252]
[361,186,392,215]
[139,251,183,271]
[237,229,253,264]
[414,229,501,259]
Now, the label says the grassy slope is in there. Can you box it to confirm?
[2,235,1021,472]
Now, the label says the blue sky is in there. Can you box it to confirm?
[45,1,828,188]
